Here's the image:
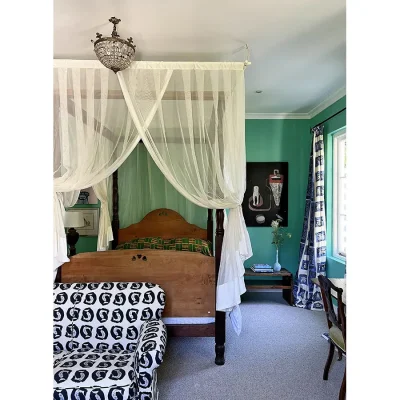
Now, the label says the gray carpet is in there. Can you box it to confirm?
[157,291,345,400]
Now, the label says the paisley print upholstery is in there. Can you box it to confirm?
[53,282,167,400]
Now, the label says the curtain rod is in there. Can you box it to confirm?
[53,59,246,70]
[311,107,346,132]
[244,44,251,68]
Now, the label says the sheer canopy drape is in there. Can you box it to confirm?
[53,61,140,271]
[117,62,253,325]
[53,191,80,276]
[118,143,207,229]
[53,60,252,333]
[93,177,113,251]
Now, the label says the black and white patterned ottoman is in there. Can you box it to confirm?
[53,282,167,400]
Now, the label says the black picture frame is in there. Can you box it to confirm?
[242,162,289,227]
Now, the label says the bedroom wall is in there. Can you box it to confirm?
[74,109,344,281]
[244,119,311,276]
[74,119,312,280]
[310,96,347,278]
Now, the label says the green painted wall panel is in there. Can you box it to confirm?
[70,100,346,282]
[76,236,98,253]
[72,119,312,279]
[310,97,346,134]
[244,119,311,276]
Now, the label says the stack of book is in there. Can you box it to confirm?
[250,264,274,273]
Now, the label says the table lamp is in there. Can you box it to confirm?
[64,211,85,257]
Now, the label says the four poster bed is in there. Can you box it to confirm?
[58,203,227,365]
[54,60,252,367]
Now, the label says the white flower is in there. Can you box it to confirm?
[271,220,279,228]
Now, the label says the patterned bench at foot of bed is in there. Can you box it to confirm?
[53,282,167,400]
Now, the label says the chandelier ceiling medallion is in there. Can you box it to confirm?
[91,17,136,73]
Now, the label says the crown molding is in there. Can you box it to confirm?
[308,87,346,119]
[245,87,346,120]
[245,113,310,120]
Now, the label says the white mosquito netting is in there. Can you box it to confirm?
[53,60,252,333]
[53,60,141,273]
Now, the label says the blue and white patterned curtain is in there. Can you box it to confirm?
[293,125,327,310]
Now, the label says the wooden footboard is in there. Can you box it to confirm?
[60,249,216,319]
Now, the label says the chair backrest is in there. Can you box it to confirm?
[318,275,346,341]
[53,282,165,353]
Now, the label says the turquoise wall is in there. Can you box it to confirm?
[310,96,347,278]
[71,102,346,281]
[72,119,313,280]
[76,234,98,254]
[244,119,311,276]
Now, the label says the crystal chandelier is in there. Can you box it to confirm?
[91,17,136,73]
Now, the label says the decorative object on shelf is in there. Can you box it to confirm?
[243,162,289,227]
[67,208,100,236]
[274,248,281,272]
[271,218,291,271]
[91,17,136,73]
[77,187,98,205]
[77,191,89,204]
[64,211,85,257]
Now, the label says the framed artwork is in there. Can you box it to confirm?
[242,162,289,227]
[69,208,100,236]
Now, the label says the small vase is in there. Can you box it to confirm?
[274,248,282,271]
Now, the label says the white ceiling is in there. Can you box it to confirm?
[54,0,346,115]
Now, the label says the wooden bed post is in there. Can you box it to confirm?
[111,170,119,249]
[55,267,61,283]
[215,209,226,365]
[207,209,213,253]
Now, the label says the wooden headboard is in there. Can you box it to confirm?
[118,208,207,244]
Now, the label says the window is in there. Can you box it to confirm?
[333,130,347,259]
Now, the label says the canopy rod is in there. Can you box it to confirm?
[244,44,252,68]
[59,90,228,100]
[311,107,346,132]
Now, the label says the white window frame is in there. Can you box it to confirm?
[333,129,347,260]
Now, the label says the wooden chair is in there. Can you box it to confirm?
[318,275,346,400]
